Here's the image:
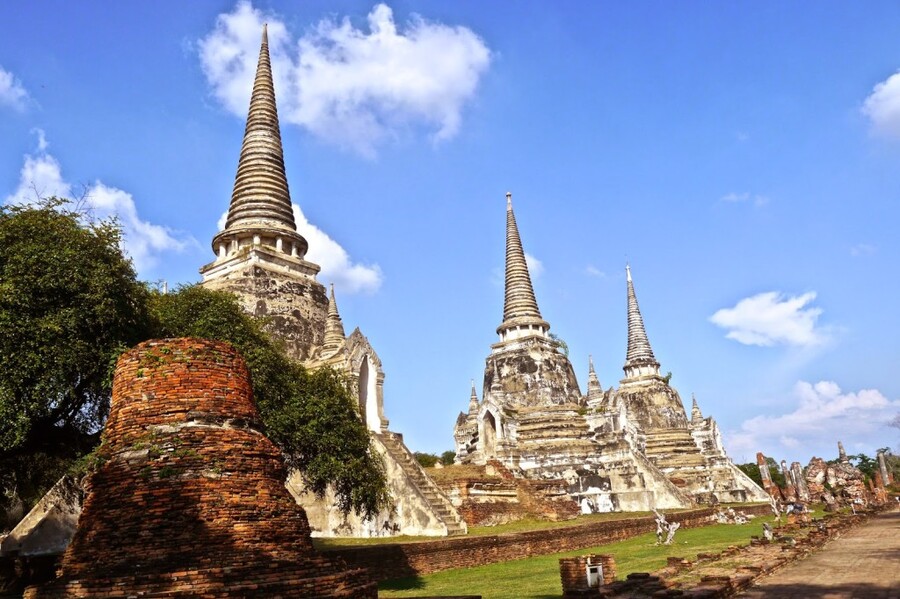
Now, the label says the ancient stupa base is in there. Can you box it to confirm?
[27,338,375,598]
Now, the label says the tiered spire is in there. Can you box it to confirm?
[496,193,549,339]
[623,264,660,380]
[468,379,479,415]
[211,24,308,260]
[490,361,503,394]
[321,284,346,356]
[690,394,703,422]
[587,355,604,402]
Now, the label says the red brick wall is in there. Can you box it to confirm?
[326,504,773,582]
[28,338,376,598]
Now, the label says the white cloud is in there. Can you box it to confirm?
[293,204,382,294]
[726,381,900,459]
[525,252,543,279]
[585,265,606,278]
[33,127,49,151]
[0,65,27,110]
[5,152,71,202]
[199,2,491,157]
[720,192,769,208]
[850,243,876,257]
[710,291,827,347]
[4,143,193,274]
[862,71,900,138]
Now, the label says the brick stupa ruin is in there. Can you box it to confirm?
[27,338,376,598]
[454,196,767,511]
[199,26,464,537]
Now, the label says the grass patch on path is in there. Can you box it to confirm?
[379,515,780,599]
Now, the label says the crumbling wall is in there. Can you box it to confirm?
[202,265,328,363]
[287,433,449,537]
[485,337,583,408]
[27,338,375,598]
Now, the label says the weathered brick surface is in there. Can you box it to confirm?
[560,553,617,594]
[327,504,773,582]
[26,338,375,598]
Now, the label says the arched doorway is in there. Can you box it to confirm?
[482,411,498,458]
[357,355,380,432]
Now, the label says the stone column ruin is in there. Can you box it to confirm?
[756,452,780,498]
[877,450,893,486]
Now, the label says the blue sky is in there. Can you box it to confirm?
[2,1,899,464]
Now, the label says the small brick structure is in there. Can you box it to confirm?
[560,554,616,596]
[26,338,376,598]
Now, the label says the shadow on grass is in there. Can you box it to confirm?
[378,575,426,591]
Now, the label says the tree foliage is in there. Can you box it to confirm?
[1,201,389,525]
[736,458,785,489]
[414,452,439,468]
[736,463,762,487]
[148,285,391,518]
[415,451,457,468]
[848,453,877,481]
[0,200,149,455]
[0,200,151,525]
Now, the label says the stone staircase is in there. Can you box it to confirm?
[643,427,712,492]
[377,432,468,536]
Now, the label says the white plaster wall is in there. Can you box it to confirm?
[286,435,448,537]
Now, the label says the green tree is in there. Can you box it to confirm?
[440,450,457,466]
[848,453,876,481]
[414,452,439,468]
[735,458,784,489]
[736,462,763,487]
[548,333,569,357]
[149,285,390,518]
[1,202,389,525]
[0,200,150,520]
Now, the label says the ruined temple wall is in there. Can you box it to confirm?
[324,505,774,582]
[29,338,375,598]
[287,434,448,537]
[617,380,689,431]
[202,264,328,363]
[709,462,771,503]
[0,476,82,558]
[485,337,583,408]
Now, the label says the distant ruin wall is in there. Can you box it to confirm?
[324,504,773,582]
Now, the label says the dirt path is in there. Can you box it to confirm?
[736,507,900,599]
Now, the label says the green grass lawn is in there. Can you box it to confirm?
[378,515,781,599]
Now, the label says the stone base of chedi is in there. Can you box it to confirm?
[27,338,375,598]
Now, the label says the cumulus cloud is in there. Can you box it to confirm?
[525,252,543,279]
[862,71,900,138]
[726,381,900,459]
[720,192,769,208]
[199,1,491,157]
[4,139,193,274]
[710,291,827,347]
[293,204,382,294]
[0,66,28,110]
[585,265,606,278]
